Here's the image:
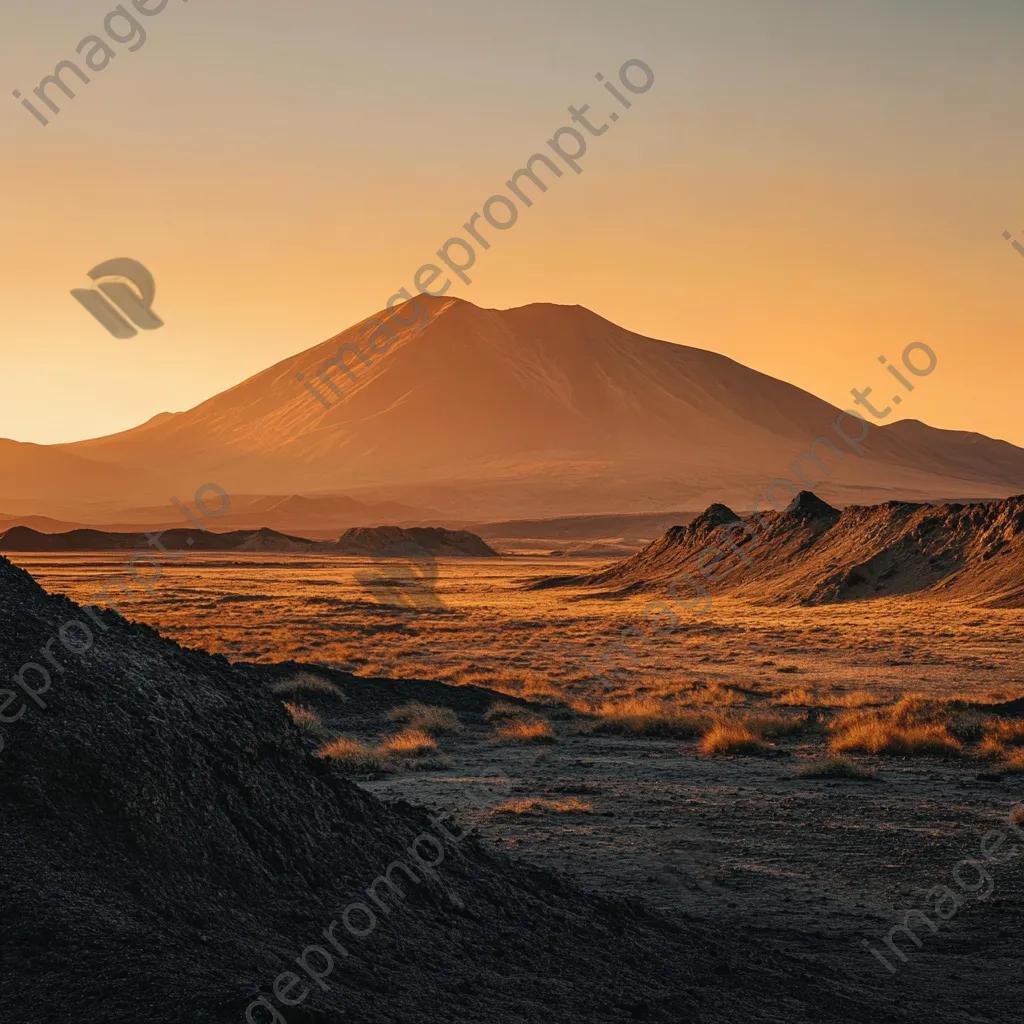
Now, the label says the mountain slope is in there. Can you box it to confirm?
[0,438,147,512]
[3,297,1017,520]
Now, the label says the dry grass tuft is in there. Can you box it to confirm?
[491,797,592,815]
[273,673,345,698]
[825,695,1000,757]
[795,757,875,780]
[316,736,385,772]
[493,719,557,744]
[1010,804,1024,824]
[983,718,1024,746]
[830,721,961,757]
[699,722,773,756]
[283,702,330,740]
[997,749,1024,775]
[379,728,438,757]
[316,725,444,771]
[977,735,1008,759]
[386,701,463,735]
[586,697,712,738]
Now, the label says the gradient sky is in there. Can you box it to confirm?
[2,0,1023,446]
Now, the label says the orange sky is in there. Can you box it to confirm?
[2,0,1022,447]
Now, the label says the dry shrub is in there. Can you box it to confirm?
[386,701,463,735]
[273,673,345,698]
[699,722,772,756]
[283,702,329,740]
[316,737,384,772]
[795,757,875,780]
[493,719,556,744]
[1010,802,1024,821]
[827,695,988,757]
[887,696,985,742]
[379,728,438,757]
[830,721,961,757]
[492,797,592,815]
[587,697,712,738]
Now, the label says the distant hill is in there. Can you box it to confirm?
[0,512,88,533]
[0,526,313,553]
[0,494,442,540]
[531,491,1024,607]
[0,524,497,557]
[1,298,1021,522]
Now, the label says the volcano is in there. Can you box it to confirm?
[2,297,1022,524]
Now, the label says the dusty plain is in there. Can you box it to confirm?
[11,551,1024,1023]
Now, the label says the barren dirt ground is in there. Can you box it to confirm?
[12,552,1024,1022]
[362,731,1024,1023]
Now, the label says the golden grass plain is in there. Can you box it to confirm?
[13,552,1022,713]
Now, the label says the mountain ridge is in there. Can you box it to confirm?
[531,490,1024,607]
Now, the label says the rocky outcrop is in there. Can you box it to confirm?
[530,492,1024,606]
